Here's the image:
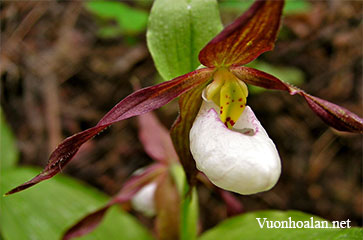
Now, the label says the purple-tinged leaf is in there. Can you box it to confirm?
[138,112,179,164]
[231,66,363,133]
[6,68,214,195]
[155,172,180,240]
[171,79,212,186]
[63,163,165,240]
[199,0,284,68]
[63,206,109,240]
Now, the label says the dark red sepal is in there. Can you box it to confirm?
[231,66,363,133]
[199,0,284,68]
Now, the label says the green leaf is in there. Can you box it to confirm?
[85,1,148,34]
[97,25,123,38]
[199,210,362,240]
[170,164,199,240]
[147,0,223,81]
[1,167,154,240]
[245,60,305,94]
[0,109,19,172]
[219,0,253,12]
[220,0,311,15]
[283,0,312,14]
[181,187,199,240]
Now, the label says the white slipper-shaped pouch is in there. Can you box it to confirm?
[190,100,281,195]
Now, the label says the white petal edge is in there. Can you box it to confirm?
[131,182,157,217]
[189,100,281,195]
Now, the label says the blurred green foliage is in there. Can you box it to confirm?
[1,168,154,240]
[0,109,154,240]
[85,1,148,38]
[219,0,312,15]
[0,109,19,172]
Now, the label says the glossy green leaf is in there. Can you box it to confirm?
[85,1,148,34]
[147,0,223,81]
[1,167,154,240]
[199,210,362,240]
[0,109,19,172]
[246,60,305,94]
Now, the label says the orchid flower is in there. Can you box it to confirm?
[6,0,363,200]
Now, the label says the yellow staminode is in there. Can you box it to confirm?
[205,68,248,128]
